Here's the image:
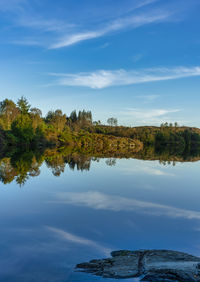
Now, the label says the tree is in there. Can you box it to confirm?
[78,110,92,127]
[17,96,31,114]
[107,117,118,126]
[46,109,66,132]
[0,99,19,130]
[70,110,77,123]
[11,114,34,145]
[30,108,43,131]
[30,107,42,117]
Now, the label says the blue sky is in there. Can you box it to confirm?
[0,0,200,126]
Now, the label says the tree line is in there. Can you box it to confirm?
[0,97,95,149]
[0,97,200,153]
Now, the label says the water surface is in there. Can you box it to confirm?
[0,154,200,281]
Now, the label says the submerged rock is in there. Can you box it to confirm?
[76,250,200,281]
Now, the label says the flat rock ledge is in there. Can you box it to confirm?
[76,250,200,281]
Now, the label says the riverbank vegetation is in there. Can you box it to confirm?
[0,97,200,155]
[0,97,141,152]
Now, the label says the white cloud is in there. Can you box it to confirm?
[17,17,75,33]
[50,31,102,49]
[136,94,160,101]
[46,226,111,255]
[1,0,197,49]
[119,107,181,125]
[49,11,170,49]
[0,0,171,49]
[120,108,180,119]
[52,191,200,221]
[111,104,181,125]
[50,66,200,89]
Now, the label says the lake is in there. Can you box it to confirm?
[0,153,200,281]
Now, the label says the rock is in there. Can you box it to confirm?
[76,249,200,281]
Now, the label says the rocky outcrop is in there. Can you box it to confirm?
[76,249,200,281]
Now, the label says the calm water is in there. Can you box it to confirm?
[1,155,200,281]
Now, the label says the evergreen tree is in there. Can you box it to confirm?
[17,97,31,114]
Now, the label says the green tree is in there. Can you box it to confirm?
[46,109,66,132]
[78,110,92,127]
[30,107,43,131]
[0,99,19,130]
[11,114,34,145]
[17,96,31,114]
[70,110,78,123]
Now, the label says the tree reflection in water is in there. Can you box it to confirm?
[1,145,200,186]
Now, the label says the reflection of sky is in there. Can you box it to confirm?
[0,159,200,281]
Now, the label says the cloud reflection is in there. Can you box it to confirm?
[46,226,111,256]
[53,191,200,221]
[121,165,175,176]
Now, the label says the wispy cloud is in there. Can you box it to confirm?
[0,0,197,49]
[46,226,111,255]
[119,107,181,125]
[120,108,180,119]
[50,66,200,89]
[136,94,159,101]
[49,11,170,49]
[0,0,25,12]
[17,17,75,33]
[52,191,200,221]
[1,0,173,49]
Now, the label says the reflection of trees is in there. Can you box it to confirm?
[44,150,92,176]
[12,152,42,186]
[65,154,91,171]
[105,158,117,167]
[1,145,200,186]
[159,160,176,166]
[45,153,66,177]
[0,151,42,186]
[12,152,34,185]
[130,145,200,165]
[0,158,17,184]
[0,148,94,185]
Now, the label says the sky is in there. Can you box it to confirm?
[0,0,200,126]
